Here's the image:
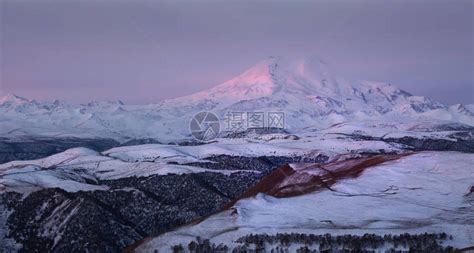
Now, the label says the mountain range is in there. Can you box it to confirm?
[1,56,473,142]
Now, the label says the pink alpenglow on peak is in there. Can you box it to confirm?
[170,56,340,105]
[183,57,282,104]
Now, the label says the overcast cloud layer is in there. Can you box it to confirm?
[1,0,473,104]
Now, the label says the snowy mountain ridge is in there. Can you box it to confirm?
[1,56,473,141]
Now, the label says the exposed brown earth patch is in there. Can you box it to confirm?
[224,152,413,208]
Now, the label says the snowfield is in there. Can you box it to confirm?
[135,152,474,252]
[0,123,471,194]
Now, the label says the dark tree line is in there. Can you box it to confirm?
[169,233,456,253]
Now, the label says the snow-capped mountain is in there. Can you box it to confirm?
[168,57,424,109]
[1,56,472,142]
[1,55,474,252]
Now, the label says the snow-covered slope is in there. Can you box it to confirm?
[0,145,257,193]
[135,151,474,252]
[1,57,472,142]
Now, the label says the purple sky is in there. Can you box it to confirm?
[1,0,473,104]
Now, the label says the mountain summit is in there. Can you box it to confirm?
[176,56,343,105]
